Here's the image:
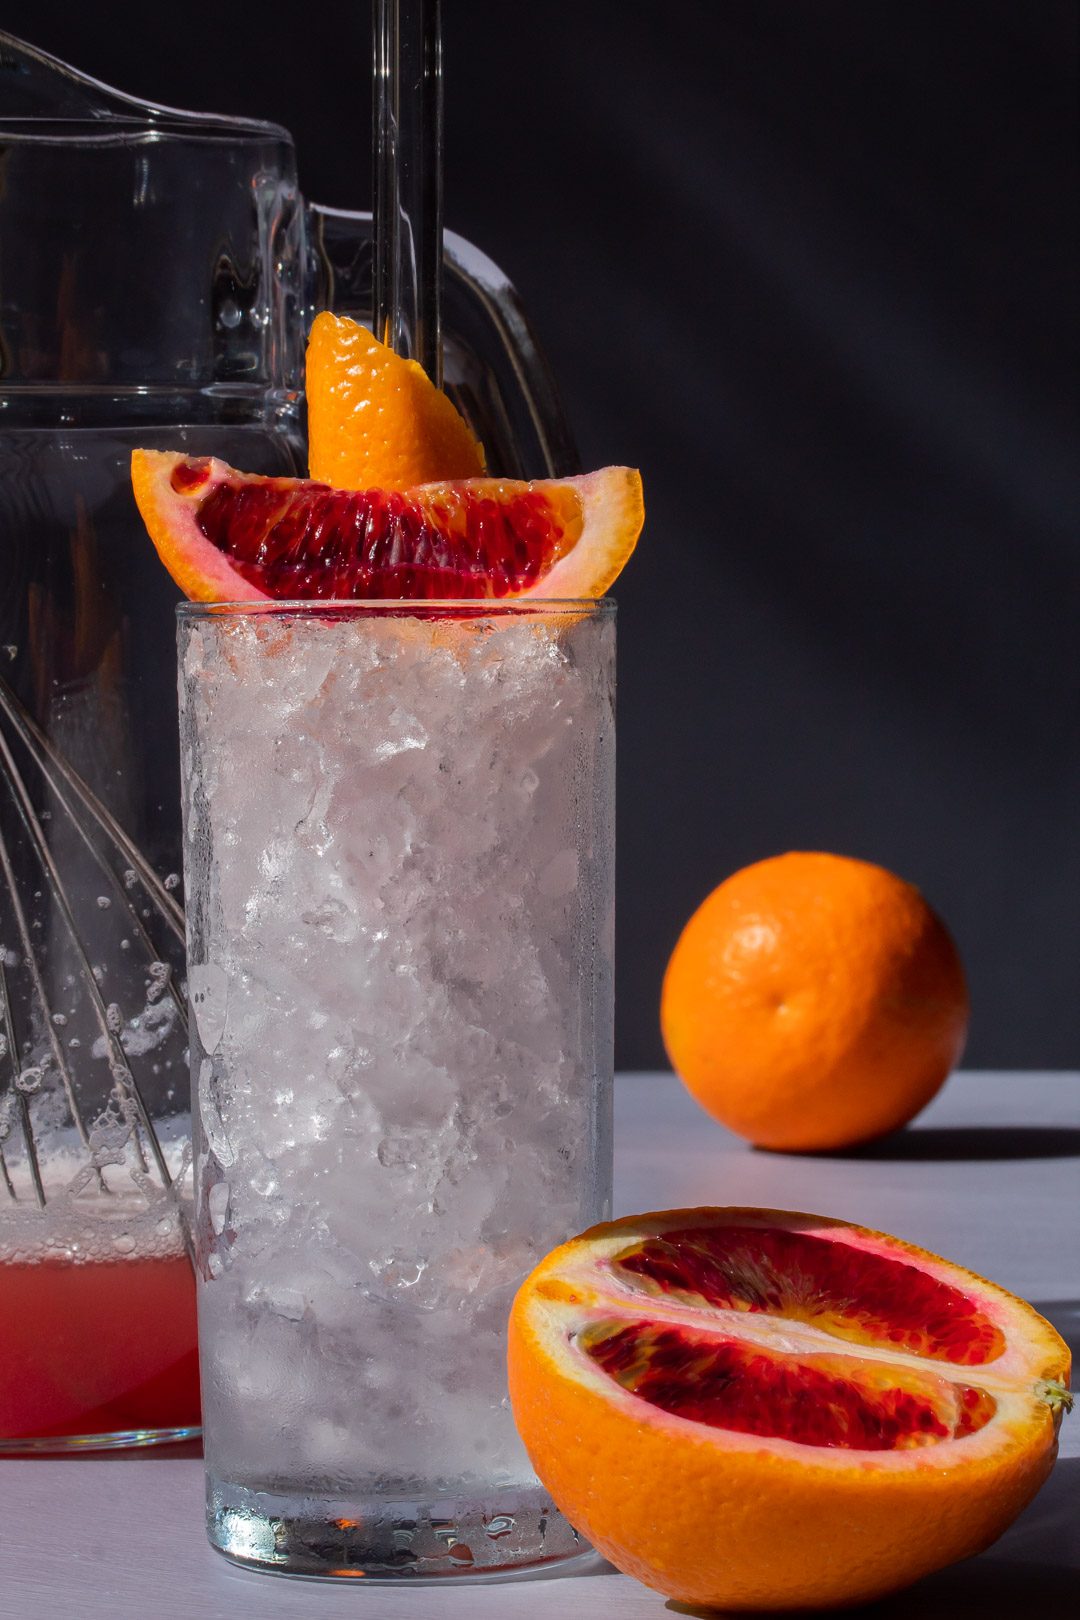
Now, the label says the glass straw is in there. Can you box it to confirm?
[372,0,444,383]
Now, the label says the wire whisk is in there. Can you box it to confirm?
[0,673,191,1230]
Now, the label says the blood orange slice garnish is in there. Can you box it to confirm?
[508,1206,1071,1612]
[130,450,642,602]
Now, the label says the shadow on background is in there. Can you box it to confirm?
[669,1561,1075,1619]
[812,1125,1080,1163]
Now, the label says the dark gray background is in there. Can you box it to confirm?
[4,1,1076,1071]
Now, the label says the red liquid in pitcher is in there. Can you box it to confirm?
[0,1233,198,1444]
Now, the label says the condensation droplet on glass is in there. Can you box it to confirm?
[123,868,138,889]
[105,1003,123,1035]
[96,895,111,910]
[120,939,131,950]
[164,873,181,891]
[3,644,16,660]
[51,1012,67,1027]
[146,962,170,1003]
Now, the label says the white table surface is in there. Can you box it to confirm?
[1,1071,1077,1619]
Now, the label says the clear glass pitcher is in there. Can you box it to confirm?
[0,28,575,1451]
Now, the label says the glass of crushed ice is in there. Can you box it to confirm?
[177,598,615,1579]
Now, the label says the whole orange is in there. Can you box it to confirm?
[660,852,969,1151]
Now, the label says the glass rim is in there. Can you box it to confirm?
[0,117,292,147]
[176,598,616,620]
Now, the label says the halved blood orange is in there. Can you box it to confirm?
[130,450,642,602]
[508,1207,1071,1611]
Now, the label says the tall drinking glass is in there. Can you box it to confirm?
[178,600,615,1579]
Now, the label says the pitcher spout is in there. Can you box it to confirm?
[0,27,287,138]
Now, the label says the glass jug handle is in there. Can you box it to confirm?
[303,202,579,481]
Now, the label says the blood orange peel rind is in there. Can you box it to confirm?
[131,450,269,604]
[537,465,644,599]
[305,310,486,490]
[508,1370,1059,1611]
